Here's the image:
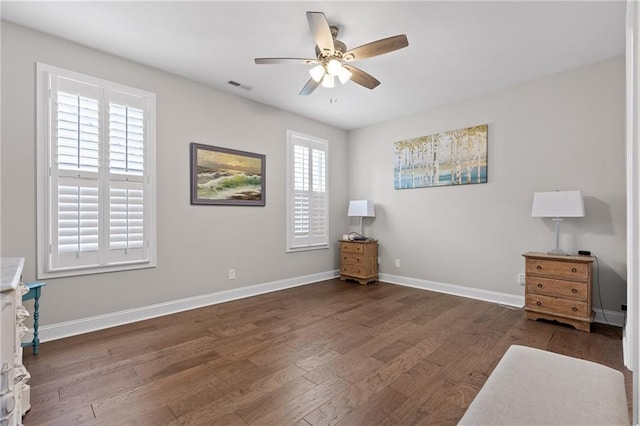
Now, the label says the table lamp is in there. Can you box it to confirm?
[348,200,375,237]
[531,190,585,255]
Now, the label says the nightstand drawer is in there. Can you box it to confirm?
[341,264,371,277]
[526,277,587,301]
[341,253,365,266]
[340,242,365,254]
[526,293,588,318]
[526,258,589,281]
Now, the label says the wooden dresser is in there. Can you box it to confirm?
[523,252,594,332]
[339,240,378,285]
[1,258,31,426]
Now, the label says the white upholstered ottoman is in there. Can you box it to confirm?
[458,345,629,425]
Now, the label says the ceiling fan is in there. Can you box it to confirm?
[254,11,409,96]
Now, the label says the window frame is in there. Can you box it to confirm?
[36,63,157,278]
[285,129,329,252]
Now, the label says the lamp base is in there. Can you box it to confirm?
[547,217,568,256]
[547,248,568,256]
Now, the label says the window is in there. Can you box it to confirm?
[37,63,156,278]
[286,130,329,251]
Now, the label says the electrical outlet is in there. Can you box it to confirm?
[519,273,526,286]
[395,259,401,268]
[228,268,236,280]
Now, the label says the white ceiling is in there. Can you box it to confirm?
[1,1,626,130]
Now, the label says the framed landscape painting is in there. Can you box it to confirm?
[394,124,488,189]
[190,143,265,206]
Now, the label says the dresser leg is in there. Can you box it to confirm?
[32,289,41,354]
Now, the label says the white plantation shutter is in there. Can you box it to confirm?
[287,130,329,251]
[54,179,100,268]
[293,145,310,238]
[37,64,156,278]
[109,92,145,176]
[310,148,327,242]
[57,183,99,253]
[56,90,100,172]
[109,182,145,257]
[106,91,148,264]
[50,77,102,269]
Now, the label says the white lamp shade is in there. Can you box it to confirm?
[337,66,352,84]
[309,64,325,83]
[327,59,342,76]
[321,74,335,88]
[531,190,585,217]
[348,200,375,217]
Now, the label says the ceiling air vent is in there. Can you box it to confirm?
[228,80,252,91]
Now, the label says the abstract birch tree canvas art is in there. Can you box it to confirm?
[394,124,488,189]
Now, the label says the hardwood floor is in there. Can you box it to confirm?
[22,279,631,425]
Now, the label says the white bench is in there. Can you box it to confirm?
[458,345,629,425]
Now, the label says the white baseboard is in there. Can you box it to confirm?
[593,308,626,327]
[380,272,626,327]
[31,269,339,343]
[28,270,624,344]
[379,272,525,308]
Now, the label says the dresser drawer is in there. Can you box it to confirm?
[526,258,589,281]
[526,277,587,301]
[526,293,588,318]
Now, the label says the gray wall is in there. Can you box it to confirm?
[1,22,349,325]
[347,56,626,312]
[0,22,627,329]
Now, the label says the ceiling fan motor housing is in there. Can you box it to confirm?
[315,42,347,59]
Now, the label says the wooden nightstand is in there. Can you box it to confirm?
[523,252,594,332]
[339,240,378,285]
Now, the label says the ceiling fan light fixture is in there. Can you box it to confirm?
[321,74,335,88]
[309,64,325,83]
[337,66,352,84]
[326,59,343,76]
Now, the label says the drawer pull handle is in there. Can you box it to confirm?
[571,268,577,273]
[571,289,578,294]
[536,265,542,270]
[536,301,542,306]
[572,307,578,312]
[537,283,543,288]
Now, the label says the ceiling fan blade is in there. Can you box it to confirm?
[255,58,318,65]
[343,35,409,61]
[306,11,334,55]
[342,65,380,90]
[299,78,320,96]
